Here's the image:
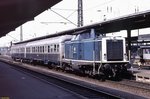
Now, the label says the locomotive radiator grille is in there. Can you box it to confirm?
[106,40,123,61]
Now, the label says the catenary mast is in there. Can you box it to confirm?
[78,0,83,27]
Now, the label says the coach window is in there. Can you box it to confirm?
[20,48,21,53]
[32,47,33,53]
[22,48,25,53]
[37,47,39,53]
[48,45,50,53]
[45,45,47,53]
[54,44,56,52]
[43,46,44,53]
[39,46,41,53]
[33,47,34,53]
[22,48,24,53]
[32,47,34,53]
[38,46,40,53]
[35,47,36,53]
[33,47,35,53]
[57,44,59,52]
[34,47,35,53]
[40,46,41,53]
[41,46,42,53]
[35,46,37,53]
[29,47,30,53]
[23,48,25,53]
[36,47,38,53]
[51,45,53,53]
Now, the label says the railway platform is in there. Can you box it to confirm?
[0,61,84,99]
[129,65,150,83]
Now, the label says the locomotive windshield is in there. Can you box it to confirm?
[106,40,123,61]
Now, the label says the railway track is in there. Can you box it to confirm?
[109,79,150,91]
[9,62,120,99]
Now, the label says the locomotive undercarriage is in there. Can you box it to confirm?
[62,61,130,79]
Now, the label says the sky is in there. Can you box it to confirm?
[1,0,150,47]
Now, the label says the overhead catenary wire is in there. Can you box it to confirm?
[84,0,117,11]
[50,9,78,27]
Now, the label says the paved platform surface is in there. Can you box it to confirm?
[0,61,82,99]
[129,66,150,83]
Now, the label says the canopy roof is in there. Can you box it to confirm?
[15,10,150,44]
[0,0,62,37]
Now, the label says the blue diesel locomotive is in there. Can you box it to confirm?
[62,29,130,78]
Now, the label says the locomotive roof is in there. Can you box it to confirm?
[14,10,150,45]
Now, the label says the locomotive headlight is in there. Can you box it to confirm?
[104,54,107,60]
[124,53,128,60]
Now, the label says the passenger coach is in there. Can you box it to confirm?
[11,35,72,67]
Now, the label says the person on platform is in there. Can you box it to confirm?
[138,56,145,70]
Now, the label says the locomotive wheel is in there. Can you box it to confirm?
[103,64,113,78]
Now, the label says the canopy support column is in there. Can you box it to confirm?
[127,29,131,62]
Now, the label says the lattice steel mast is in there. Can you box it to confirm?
[78,0,83,27]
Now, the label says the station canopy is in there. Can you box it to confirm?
[70,10,150,34]
[0,0,62,37]
[15,10,150,44]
